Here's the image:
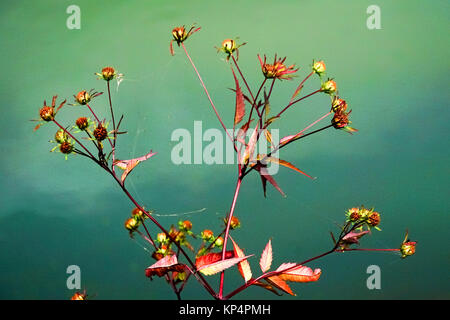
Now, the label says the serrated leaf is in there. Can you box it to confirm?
[145,255,186,279]
[230,236,252,283]
[231,67,245,126]
[266,276,296,296]
[195,251,234,269]
[276,263,322,283]
[259,239,273,273]
[113,150,157,183]
[198,255,253,276]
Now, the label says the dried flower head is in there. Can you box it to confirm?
[258,54,298,80]
[97,67,115,81]
[33,96,66,131]
[70,89,102,106]
[400,231,417,258]
[367,211,381,227]
[70,291,87,300]
[93,123,108,141]
[331,110,357,133]
[131,207,146,222]
[170,24,201,55]
[331,96,347,113]
[59,141,74,155]
[346,207,361,222]
[75,117,89,131]
[157,232,168,243]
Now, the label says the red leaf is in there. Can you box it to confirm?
[265,157,315,180]
[266,276,295,296]
[276,263,322,283]
[253,281,282,296]
[169,40,175,56]
[113,150,157,183]
[197,255,254,276]
[230,236,252,282]
[195,251,234,270]
[231,67,245,126]
[259,239,273,273]
[259,166,286,197]
[145,255,186,279]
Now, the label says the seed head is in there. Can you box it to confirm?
[93,123,108,141]
[75,90,91,105]
[39,106,55,122]
[75,117,89,131]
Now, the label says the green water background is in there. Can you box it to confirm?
[0,0,449,299]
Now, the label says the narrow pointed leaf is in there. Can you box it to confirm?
[259,239,273,273]
[231,67,245,126]
[198,255,253,276]
[230,236,252,282]
[113,150,157,183]
[265,157,315,180]
[169,40,175,56]
[260,166,286,197]
[243,123,259,165]
[266,276,296,296]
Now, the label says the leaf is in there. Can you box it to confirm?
[265,116,279,127]
[276,263,322,283]
[198,255,254,276]
[242,123,259,165]
[195,251,234,270]
[266,276,295,296]
[169,40,175,56]
[258,166,286,197]
[145,255,186,279]
[264,130,273,148]
[231,67,245,126]
[113,150,157,183]
[259,239,273,273]
[230,236,252,283]
[265,157,315,180]
[253,280,282,296]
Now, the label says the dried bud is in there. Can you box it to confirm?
[312,60,326,75]
[54,129,68,144]
[259,54,298,80]
[225,216,241,229]
[214,236,224,247]
[59,141,74,154]
[172,26,187,44]
[358,207,371,220]
[75,117,89,130]
[39,106,55,122]
[222,39,236,54]
[70,291,87,300]
[331,96,347,113]
[331,110,350,129]
[100,67,115,81]
[321,79,337,94]
[346,207,361,222]
[93,123,108,141]
[75,90,91,105]
[201,229,214,241]
[124,217,139,233]
[367,211,381,227]
[400,241,417,258]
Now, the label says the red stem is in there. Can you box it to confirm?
[218,177,243,299]
[275,88,322,119]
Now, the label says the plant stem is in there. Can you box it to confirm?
[218,177,243,299]
[181,43,235,147]
[275,88,322,119]
[106,81,117,174]
[232,55,255,102]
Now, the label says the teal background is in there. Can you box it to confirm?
[0,0,449,299]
